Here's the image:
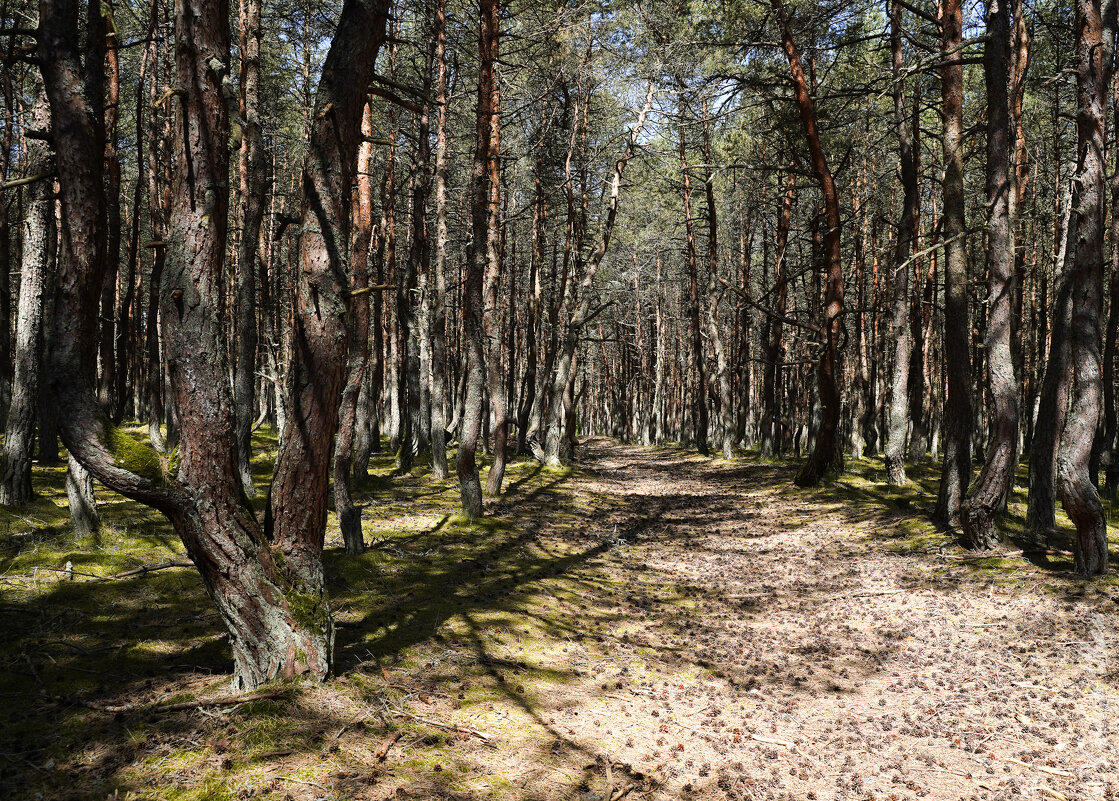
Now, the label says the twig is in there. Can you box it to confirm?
[390,708,492,741]
[826,588,908,599]
[1004,757,1072,778]
[275,775,330,792]
[1036,787,1068,801]
[750,734,794,749]
[941,550,1023,561]
[374,730,403,761]
[98,560,194,580]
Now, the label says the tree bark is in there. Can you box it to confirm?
[66,452,99,537]
[0,83,52,507]
[1053,0,1115,575]
[771,0,845,486]
[235,0,264,498]
[678,101,709,455]
[884,0,918,486]
[961,0,1018,549]
[458,0,499,516]
[429,0,450,479]
[932,0,974,525]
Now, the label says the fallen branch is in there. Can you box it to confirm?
[941,550,1023,562]
[609,784,634,801]
[98,560,194,580]
[825,588,908,600]
[390,708,492,742]
[374,730,403,761]
[67,688,289,714]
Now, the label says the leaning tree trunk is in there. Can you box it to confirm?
[884,0,918,486]
[0,83,52,507]
[961,0,1018,549]
[268,0,392,651]
[932,0,974,525]
[39,0,390,690]
[1053,0,1115,575]
[771,0,844,487]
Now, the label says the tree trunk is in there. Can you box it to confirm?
[542,82,655,466]
[0,82,52,507]
[1053,0,1115,575]
[334,100,375,556]
[0,83,52,507]
[429,0,450,479]
[39,0,390,690]
[678,103,709,455]
[66,453,99,537]
[884,0,918,486]
[483,60,507,496]
[932,0,974,525]
[701,98,733,458]
[235,0,264,498]
[458,0,499,516]
[771,0,845,486]
[762,169,794,456]
[961,0,1018,549]
[97,8,118,415]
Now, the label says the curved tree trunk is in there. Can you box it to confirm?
[1053,0,1115,575]
[542,82,655,466]
[961,0,1018,549]
[40,0,390,690]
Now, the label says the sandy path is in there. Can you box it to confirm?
[488,439,1119,801]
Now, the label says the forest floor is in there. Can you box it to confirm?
[2,435,1119,801]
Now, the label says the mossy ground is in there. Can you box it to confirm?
[2,434,1117,800]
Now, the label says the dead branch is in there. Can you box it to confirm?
[389,708,492,742]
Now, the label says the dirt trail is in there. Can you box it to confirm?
[478,439,1119,801]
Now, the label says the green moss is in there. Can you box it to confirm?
[98,421,165,485]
